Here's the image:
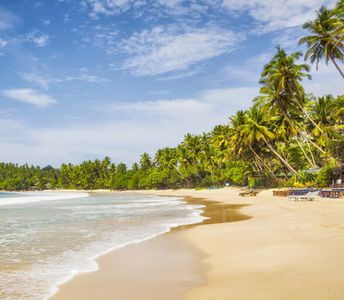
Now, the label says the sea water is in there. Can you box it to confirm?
[0,191,205,299]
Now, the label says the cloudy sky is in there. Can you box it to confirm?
[0,0,342,166]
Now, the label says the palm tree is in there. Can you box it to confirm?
[224,110,278,179]
[310,95,338,148]
[140,152,153,171]
[228,110,247,159]
[239,106,297,174]
[299,5,344,79]
[210,124,232,164]
[334,0,344,42]
[259,47,327,148]
[259,48,323,129]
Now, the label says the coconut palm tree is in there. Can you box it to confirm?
[334,0,344,41]
[139,152,153,171]
[259,47,327,139]
[210,124,232,164]
[310,96,338,149]
[238,106,297,174]
[299,5,344,79]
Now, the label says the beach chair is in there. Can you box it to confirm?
[239,190,259,197]
[320,188,344,198]
[273,190,289,197]
[288,191,319,201]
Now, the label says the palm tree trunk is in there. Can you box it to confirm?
[252,159,263,172]
[172,164,190,184]
[295,139,317,168]
[331,57,344,79]
[295,101,324,134]
[307,138,326,154]
[248,145,278,180]
[305,139,317,167]
[262,137,297,174]
[280,109,325,154]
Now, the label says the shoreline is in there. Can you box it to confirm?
[51,190,249,300]
[51,187,344,299]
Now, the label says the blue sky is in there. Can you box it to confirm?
[0,0,342,166]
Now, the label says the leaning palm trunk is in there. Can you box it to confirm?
[306,137,326,154]
[171,164,191,184]
[262,137,297,174]
[294,100,324,134]
[331,57,344,79]
[252,159,264,172]
[305,139,317,166]
[295,139,317,168]
[248,145,278,180]
[280,108,326,155]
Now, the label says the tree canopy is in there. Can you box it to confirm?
[1,1,343,191]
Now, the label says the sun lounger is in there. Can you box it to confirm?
[320,188,344,198]
[273,190,289,197]
[239,191,259,197]
[288,191,319,201]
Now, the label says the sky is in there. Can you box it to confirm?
[0,0,342,167]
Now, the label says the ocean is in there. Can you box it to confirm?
[0,191,205,299]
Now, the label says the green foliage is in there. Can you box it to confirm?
[316,165,336,187]
[220,162,250,186]
[289,171,317,187]
[0,1,342,191]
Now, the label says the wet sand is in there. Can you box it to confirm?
[51,232,203,300]
[52,188,344,300]
[51,194,248,300]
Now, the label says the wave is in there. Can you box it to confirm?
[45,209,205,300]
[0,192,90,206]
[0,193,205,300]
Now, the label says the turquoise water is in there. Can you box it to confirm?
[0,192,204,299]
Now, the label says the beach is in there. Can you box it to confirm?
[51,188,344,300]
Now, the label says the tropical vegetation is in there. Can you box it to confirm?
[0,1,343,191]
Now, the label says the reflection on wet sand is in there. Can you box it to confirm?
[174,197,251,231]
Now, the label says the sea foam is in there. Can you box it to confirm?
[0,192,89,206]
[0,192,205,300]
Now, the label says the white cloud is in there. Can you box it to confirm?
[147,90,170,95]
[85,0,133,17]
[119,26,244,76]
[18,73,56,89]
[0,38,8,48]
[65,71,110,83]
[219,52,273,84]
[155,0,208,16]
[0,9,19,31]
[75,23,119,54]
[84,0,209,18]
[26,32,50,47]
[222,0,336,32]
[2,89,57,107]
[64,14,70,23]
[272,28,305,49]
[19,70,109,88]
[109,87,257,117]
[0,86,258,166]
[157,68,201,81]
[42,19,51,26]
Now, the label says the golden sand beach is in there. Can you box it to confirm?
[52,188,344,300]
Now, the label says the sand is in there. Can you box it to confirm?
[51,188,344,300]
[51,231,204,300]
